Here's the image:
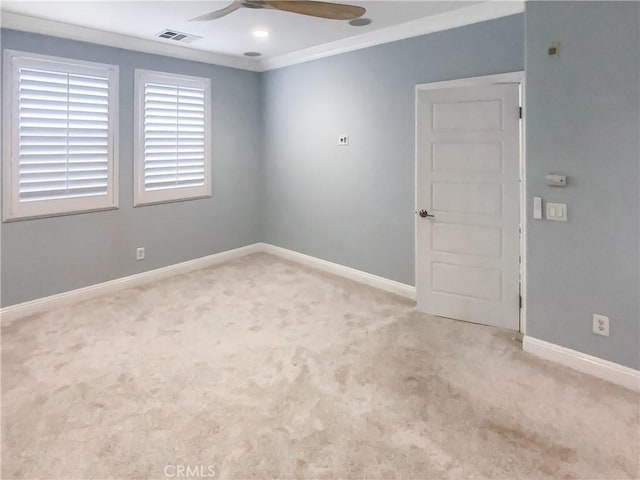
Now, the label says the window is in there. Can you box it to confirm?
[134,69,211,206]
[3,50,119,220]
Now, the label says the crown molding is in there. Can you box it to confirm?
[0,11,262,72]
[259,1,525,71]
[1,2,524,73]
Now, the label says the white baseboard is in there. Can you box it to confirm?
[523,336,640,392]
[3,244,637,393]
[1,242,415,325]
[0,243,263,326]
[261,243,416,300]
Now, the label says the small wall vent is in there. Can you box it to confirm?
[156,29,202,44]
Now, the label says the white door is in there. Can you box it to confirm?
[416,83,521,330]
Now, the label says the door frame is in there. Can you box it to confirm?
[414,71,527,333]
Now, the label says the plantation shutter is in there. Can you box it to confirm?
[142,82,206,191]
[18,67,111,202]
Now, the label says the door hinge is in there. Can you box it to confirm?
[519,106,523,119]
[519,294,523,309]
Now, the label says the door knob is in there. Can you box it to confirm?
[418,210,434,218]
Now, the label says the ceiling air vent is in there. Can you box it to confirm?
[156,29,202,44]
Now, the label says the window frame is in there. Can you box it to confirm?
[133,69,212,207]
[2,49,119,221]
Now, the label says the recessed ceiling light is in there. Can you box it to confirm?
[244,52,262,57]
[253,30,269,38]
[349,18,372,27]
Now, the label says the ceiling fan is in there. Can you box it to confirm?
[190,0,366,21]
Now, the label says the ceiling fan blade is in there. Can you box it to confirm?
[190,1,243,21]
[264,1,365,20]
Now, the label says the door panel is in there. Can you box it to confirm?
[432,142,503,173]
[416,83,520,330]
[432,263,503,301]
[432,100,503,131]
[432,223,502,258]
[432,182,503,215]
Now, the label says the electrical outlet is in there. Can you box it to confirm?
[592,314,609,337]
[136,247,145,261]
[338,135,349,146]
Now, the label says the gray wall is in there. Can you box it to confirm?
[3,4,638,370]
[262,14,524,285]
[262,6,640,369]
[1,29,263,306]
[525,2,640,369]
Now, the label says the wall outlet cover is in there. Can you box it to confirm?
[136,247,145,261]
[338,135,349,146]
[593,314,610,337]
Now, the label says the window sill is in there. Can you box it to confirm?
[3,205,119,223]
[133,194,212,208]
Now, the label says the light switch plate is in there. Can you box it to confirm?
[533,196,542,220]
[546,202,567,222]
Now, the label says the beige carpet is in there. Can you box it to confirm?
[2,253,638,480]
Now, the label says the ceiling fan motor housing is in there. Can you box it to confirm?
[242,0,267,9]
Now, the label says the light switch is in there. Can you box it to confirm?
[546,202,567,222]
[533,196,542,220]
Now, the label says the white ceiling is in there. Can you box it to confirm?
[1,1,523,70]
